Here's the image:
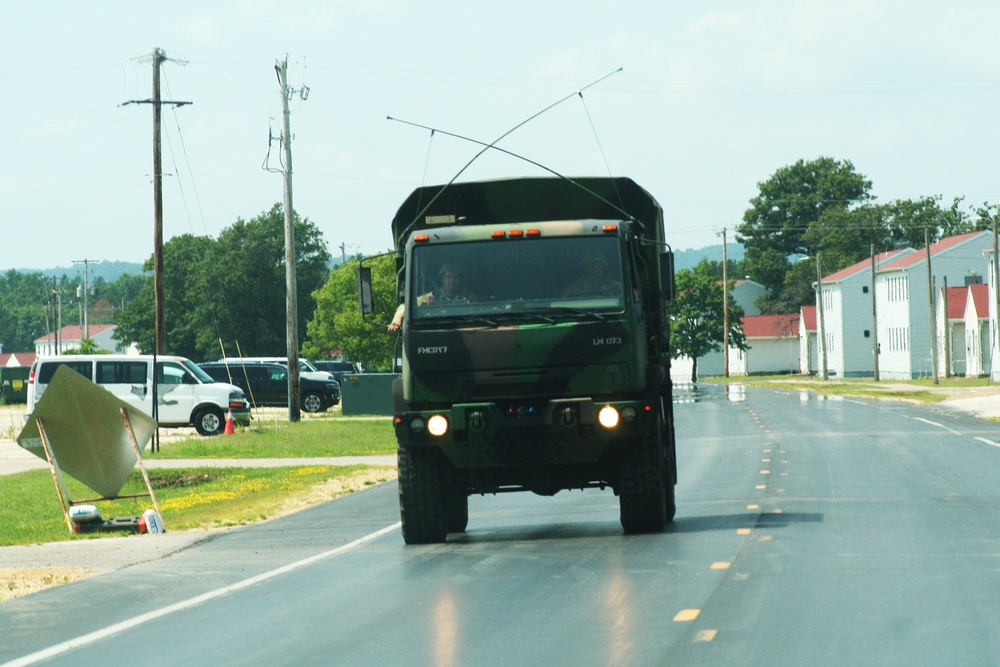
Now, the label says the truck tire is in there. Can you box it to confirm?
[665,433,677,523]
[446,487,469,534]
[619,429,668,534]
[194,407,225,436]
[398,447,449,544]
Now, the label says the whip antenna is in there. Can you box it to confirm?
[388,67,623,244]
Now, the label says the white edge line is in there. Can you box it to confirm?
[2,522,402,667]
[975,437,1000,448]
[912,417,961,435]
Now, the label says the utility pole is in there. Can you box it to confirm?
[275,55,306,422]
[722,228,729,378]
[871,245,880,382]
[993,215,1000,382]
[73,259,92,341]
[123,48,191,355]
[51,278,61,355]
[816,254,828,380]
[943,276,951,379]
[926,228,938,384]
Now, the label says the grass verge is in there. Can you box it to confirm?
[0,417,400,547]
[151,416,397,459]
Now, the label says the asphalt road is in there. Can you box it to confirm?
[5,384,1000,666]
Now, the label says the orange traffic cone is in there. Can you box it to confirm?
[224,409,235,435]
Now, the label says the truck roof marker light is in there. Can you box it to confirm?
[491,230,506,239]
[508,229,524,238]
[427,414,449,437]
[526,228,541,237]
[602,224,618,233]
[414,234,430,243]
[598,405,620,429]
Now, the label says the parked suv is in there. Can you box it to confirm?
[311,360,360,384]
[217,357,338,383]
[200,362,340,413]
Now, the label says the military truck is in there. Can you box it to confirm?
[360,176,676,544]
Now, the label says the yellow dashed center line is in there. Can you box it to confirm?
[674,609,701,622]
[694,629,718,642]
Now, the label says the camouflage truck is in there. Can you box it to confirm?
[360,176,676,544]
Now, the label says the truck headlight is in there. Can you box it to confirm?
[427,414,449,437]
[598,406,620,429]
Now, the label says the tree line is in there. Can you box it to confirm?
[112,204,397,370]
[667,156,999,377]
[5,156,992,377]
[0,270,144,354]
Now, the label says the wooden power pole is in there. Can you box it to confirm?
[123,48,190,355]
[722,228,729,378]
[276,56,302,422]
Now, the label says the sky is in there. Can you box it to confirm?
[4,1,1000,274]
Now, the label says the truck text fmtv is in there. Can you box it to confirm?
[359,176,676,544]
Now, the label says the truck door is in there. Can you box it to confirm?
[261,366,288,405]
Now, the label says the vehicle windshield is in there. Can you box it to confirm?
[410,235,626,324]
[182,359,215,384]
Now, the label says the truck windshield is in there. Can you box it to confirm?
[410,235,627,323]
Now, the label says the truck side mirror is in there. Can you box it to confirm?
[659,251,675,305]
[358,266,374,315]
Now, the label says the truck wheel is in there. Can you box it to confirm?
[301,392,325,413]
[446,488,469,534]
[194,407,224,436]
[398,447,449,544]
[665,437,677,523]
[619,431,668,534]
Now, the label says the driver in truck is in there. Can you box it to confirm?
[387,263,475,333]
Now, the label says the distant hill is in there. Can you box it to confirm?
[673,243,745,271]
[13,247,740,282]
[14,261,146,282]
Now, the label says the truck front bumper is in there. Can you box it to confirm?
[394,397,655,469]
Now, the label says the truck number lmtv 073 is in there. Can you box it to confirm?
[360,176,677,544]
[593,337,623,346]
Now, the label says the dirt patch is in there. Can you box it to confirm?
[275,467,396,517]
[0,566,97,602]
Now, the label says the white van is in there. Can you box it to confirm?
[27,355,251,436]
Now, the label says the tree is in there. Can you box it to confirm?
[114,204,331,361]
[113,234,210,358]
[738,157,873,312]
[304,254,398,370]
[739,157,873,268]
[204,204,331,359]
[0,270,54,352]
[670,261,747,382]
[737,157,981,315]
[63,339,105,355]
